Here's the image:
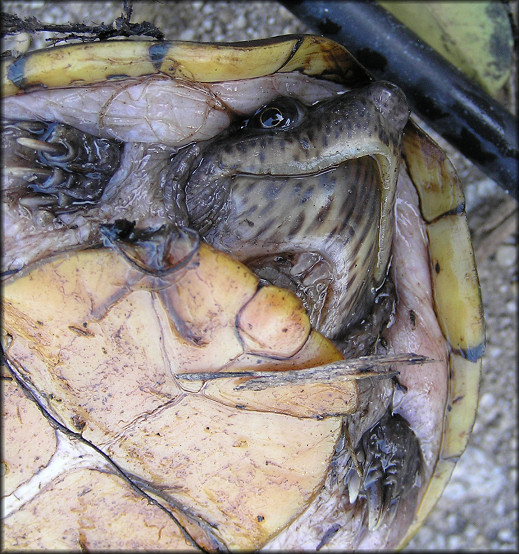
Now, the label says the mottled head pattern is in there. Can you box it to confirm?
[184,82,409,337]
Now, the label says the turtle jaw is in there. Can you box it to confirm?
[244,249,334,334]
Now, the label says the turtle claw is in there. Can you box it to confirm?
[347,468,362,504]
[4,120,122,212]
[16,136,68,156]
[365,475,385,530]
[345,410,421,530]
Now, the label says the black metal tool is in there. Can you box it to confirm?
[280,0,518,200]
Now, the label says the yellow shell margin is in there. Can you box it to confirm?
[397,121,485,548]
[1,35,369,97]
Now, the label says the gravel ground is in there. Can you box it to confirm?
[3,1,517,551]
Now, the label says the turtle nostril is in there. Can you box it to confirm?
[368,81,410,132]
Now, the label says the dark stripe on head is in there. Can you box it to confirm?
[254,218,278,241]
[306,199,334,235]
[287,212,305,239]
[336,222,355,244]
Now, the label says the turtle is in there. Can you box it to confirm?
[1,34,484,551]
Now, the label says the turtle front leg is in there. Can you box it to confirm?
[5,120,122,207]
[1,120,122,277]
[1,121,182,279]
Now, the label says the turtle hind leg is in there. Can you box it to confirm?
[346,409,422,531]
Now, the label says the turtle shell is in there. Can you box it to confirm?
[1,35,484,550]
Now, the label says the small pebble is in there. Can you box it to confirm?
[498,528,513,542]
[496,244,517,267]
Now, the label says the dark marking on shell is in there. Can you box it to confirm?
[106,74,131,80]
[432,202,466,222]
[458,341,486,363]
[148,42,171,70]
[68,325,95,337]
[277,36,306,72]
[6,55,27,90]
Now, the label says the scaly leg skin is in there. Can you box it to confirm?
[1,120,122,277]
[345,409,422,537]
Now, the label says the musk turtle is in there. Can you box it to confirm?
[1,35,484,550]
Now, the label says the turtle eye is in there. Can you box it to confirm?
[259,107,285,128]
[247,98,305,131]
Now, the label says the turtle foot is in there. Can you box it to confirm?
[346,410,422,530]
[3,120,122,213]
